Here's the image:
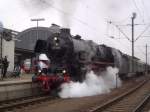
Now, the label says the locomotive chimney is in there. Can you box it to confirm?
[74,35,81,40]
[60,28,70,35]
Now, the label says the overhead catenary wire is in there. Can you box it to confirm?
[109,20,150,42]
[115,39,131,51]
[106,22,131,52]
[137,0,146,23]
[108,21,131,42]
[132,0,144,22]
[107,21,134,55]
[108,17,150,62]
[136,46,145,56]
[110,15,131,24]
[135,24,150,41]
[136,45,150,54]
[49,5,96,31]
[141,0,150,20]
[108,35,131,54]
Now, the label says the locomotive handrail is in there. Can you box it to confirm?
[79,60,114,65]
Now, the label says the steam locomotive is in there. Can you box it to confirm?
[32,25,147,92]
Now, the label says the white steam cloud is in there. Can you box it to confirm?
[59,67,121,98]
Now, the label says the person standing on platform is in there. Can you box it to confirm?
[14,63,21,77]
[2,56,9,78]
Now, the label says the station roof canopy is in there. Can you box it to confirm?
[15,24,60,52]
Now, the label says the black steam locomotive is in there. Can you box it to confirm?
[33,25,146,92]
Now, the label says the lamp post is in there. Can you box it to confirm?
[31,18,45,40]
[146,44,148,74]
[131,12,136,73]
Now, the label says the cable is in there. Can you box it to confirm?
[137,0,146,23]
[116,39,131,50]
[136,46,145,55]
[113,24,131,42]
[49,5,96,31]
[135,24,150,41]
[111,15,131,24]
[109,35,131,53]
[106,21,110,37]
[132,0,144,21]
[105,23,131,52]
[140,0,150,20]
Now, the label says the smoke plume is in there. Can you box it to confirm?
[59,0,79,27]
[20,0,53,14]
[19,0,78,27]
[59,67,121,98]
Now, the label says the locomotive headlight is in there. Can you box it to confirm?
[54,37,59,46]
[55,43,58,46]
[62,70,66,74]
[54,37,58,41]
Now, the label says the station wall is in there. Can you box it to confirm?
[2,39,14,71]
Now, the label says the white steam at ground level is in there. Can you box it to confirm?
[59,67,121,98]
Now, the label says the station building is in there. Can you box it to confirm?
[0,24,60,72]
[15,24,60,70]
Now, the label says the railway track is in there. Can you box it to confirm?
[87,78,150,112]
[133,93,150,112]
[0,95,58,112]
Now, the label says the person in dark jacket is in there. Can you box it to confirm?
[2,56,9,78]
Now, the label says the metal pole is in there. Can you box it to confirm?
[146,44,147,74]
[36,20,39,40]
[0,33,2,79]
[31,18,45,41]
[116,73,118,88]
[131,13,136,73]
[37,20,38,28]
[36,21,38,41]
[0,33,2,59]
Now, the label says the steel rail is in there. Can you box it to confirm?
[87,79,148,112]
[132,93,150,112]
[0,95,56,111]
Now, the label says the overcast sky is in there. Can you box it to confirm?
[0,0,150,62]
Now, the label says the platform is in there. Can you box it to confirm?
[0,73,42,101]
[0,73,33,85]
